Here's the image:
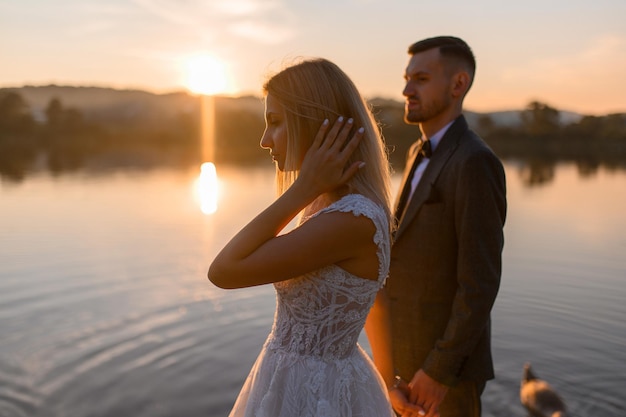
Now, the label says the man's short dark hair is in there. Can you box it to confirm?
[408,36,476,78]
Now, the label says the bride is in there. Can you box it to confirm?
[208,58,423,417]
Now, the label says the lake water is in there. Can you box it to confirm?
[1,162,625,417]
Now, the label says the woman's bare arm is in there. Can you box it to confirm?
[208,118,365,288]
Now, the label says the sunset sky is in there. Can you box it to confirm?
[1,0,625,115]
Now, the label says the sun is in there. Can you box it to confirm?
[184,54,229,95]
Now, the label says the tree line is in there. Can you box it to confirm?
[477,101,626,185]
[1,90,625,184]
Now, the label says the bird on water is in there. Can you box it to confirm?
[520,362,568,417]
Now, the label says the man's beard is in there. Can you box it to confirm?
[404,97,449,124]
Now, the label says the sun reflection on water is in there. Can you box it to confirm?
[195,162,219,215]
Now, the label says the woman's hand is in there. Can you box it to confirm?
[296,116,364,197]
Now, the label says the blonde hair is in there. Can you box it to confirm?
[262,58,393,224]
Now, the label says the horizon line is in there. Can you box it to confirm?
[2,83,625,117]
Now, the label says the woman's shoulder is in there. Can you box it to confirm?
[322,194,388,228]
[329,193,382,213]
[303,194,388,230]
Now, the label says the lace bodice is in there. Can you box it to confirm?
[267,194,390,360]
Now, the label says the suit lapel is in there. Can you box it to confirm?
[395,116,469,240]
[393,142,421,214]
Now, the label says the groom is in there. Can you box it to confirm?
[386,36,507,417]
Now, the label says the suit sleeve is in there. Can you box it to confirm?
[422,147,507,386]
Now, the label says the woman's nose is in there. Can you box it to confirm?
[260,130,272,149]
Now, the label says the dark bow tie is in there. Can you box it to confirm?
[418,138,432,158]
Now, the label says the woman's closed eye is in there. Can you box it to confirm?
[266,113,283,125]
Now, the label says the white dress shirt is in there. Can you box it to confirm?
[407,120,454,202]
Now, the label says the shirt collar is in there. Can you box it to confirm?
[423,120,454,155]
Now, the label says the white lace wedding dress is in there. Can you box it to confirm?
[228,194,394,417]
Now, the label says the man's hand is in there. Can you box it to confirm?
[408,369,448,417]
[389,377,426,417]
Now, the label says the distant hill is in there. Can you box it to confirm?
[0,85,263,125]
[1,85,624,183]
[466,108,582,127]
[1,85,582,128]
[368,97,582,128]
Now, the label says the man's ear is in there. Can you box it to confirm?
[451,71,471,98]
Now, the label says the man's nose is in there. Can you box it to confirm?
[402,82,413,97]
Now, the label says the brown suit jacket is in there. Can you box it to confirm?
[387,115,507,386]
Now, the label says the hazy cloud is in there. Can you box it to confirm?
[131,0,296,44]
[500,34,626,112]
[502,34,626,86]
[210,0,282,16]
[68,20,118,36]
[229,19,295,44]
[132,0,210,28]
